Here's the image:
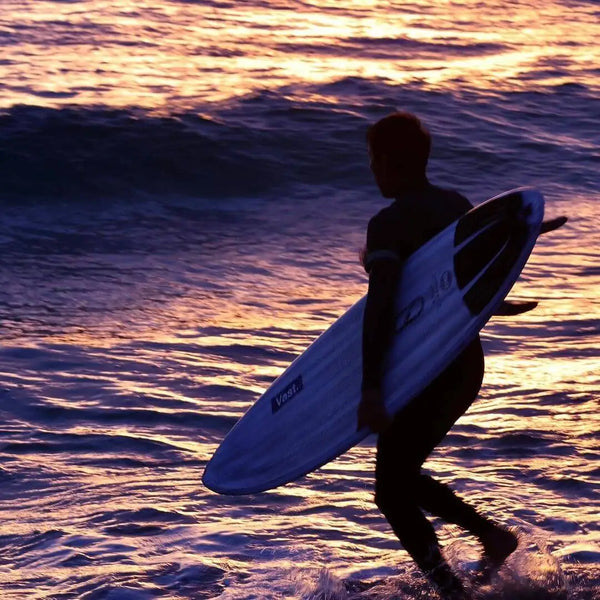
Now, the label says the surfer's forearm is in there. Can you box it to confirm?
[361,262,400,390]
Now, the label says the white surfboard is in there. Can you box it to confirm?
[203,188,545,495]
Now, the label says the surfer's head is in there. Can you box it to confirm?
[367,112,431,197]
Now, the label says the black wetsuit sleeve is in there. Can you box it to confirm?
[361,216,402,391]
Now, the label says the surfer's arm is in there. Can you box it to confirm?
[362,257,401,391]
[359,241,400,432]
[359,259,399,432]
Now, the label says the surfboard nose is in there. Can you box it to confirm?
[202,466,219,493]
[203,439,264,495]
[203,454,231,494]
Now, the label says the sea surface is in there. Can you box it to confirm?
[0,1,598,599]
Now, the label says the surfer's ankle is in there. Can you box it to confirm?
[478,524,518,564]
[417,546,468,600]
[425,561,468,600]
[473,525,518,586]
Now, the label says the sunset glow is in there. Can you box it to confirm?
[1,0,598,109]
[0,1,598,598]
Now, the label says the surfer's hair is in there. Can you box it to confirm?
[367,112,431,173]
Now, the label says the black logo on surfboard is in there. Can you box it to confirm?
[395,296,424,333]
[395,270,454,333]
[270,375,303,414]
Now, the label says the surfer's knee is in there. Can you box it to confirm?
[375,480,399,514]
[374,472,418,517]
[374,486,392,515]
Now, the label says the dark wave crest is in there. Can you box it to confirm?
[1,81,597,204]
[0,100,366,203]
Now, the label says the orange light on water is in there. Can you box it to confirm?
[1,0,598,109]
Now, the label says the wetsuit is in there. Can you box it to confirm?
[363,181,495,576]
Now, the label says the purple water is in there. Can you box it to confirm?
[0,1,598,598]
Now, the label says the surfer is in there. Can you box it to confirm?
[358,112,520,599]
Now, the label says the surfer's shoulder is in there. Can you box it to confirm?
[427,183,473,211]
[366,204,403,249]
[363,206,405,273]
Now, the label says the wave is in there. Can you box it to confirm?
[276,38,508,59]
[1,80,597,204]
[0,100,366,203]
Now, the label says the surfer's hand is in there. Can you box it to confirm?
[357,388,392,433]
[495,300,538,316]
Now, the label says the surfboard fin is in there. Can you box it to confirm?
[540,216,568,234]
[491,218,565,318]
[494,300,538,316]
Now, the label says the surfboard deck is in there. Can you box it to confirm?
[203,188,546,495]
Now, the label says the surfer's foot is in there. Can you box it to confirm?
[426,561,470,600]
[475,524,518,584]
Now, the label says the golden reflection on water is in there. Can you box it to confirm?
[1,0,598,108]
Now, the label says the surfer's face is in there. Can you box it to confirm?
[369,146,392,197]
[369,145,411,198]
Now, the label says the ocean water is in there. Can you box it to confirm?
[0,1,599,599]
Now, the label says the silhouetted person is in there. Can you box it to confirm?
[357,112,519,600]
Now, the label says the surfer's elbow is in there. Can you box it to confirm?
[367,261,400,300]
[364,262,399,338]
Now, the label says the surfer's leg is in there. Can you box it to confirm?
[373,338,491,597]
[375,436,468,598]
[373,339,489,596]
[375,483,467,598]
[374,469,437,566]
[416,473,518,564]
[417,473,498,533]
[409,338,517,568]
